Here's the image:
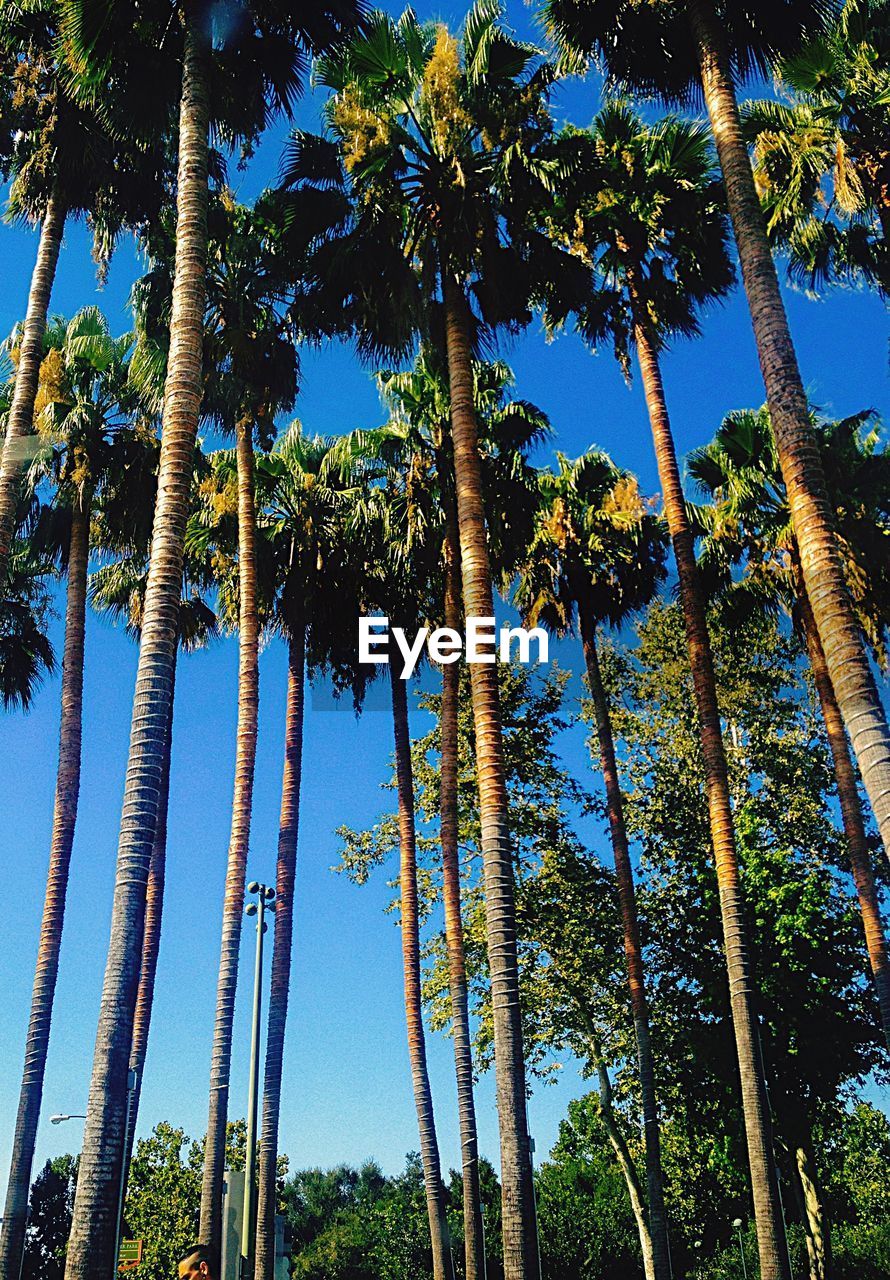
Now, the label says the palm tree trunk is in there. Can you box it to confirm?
[793,576,890,1052]
[0,189,66,583]
[439,490,487,1280]
[688,0,890,870]
[577,611,671,1280]
[630,298,790,1280]
[0,493,88,1280]
[443,273,539,1280]
[120,651,177,1201]
[200,412,261,1250]
[390,666,453,1280]
[255,622,305,1280]
[63,20,211,1277]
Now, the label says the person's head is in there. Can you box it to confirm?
[177,1244,218,1280]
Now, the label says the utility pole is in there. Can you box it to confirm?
[242,881,275,1279]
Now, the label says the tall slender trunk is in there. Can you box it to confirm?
[439,488,487,1280]
[0,190,66,582]
[578,613,671,1280]
[443,274,539,1280]
[0,494,88,1280]
[63,21,211,1277]
[390,666,453,1280]
[793,576,890,1052]
[121,651,177,1200]
[794,1139,831,1280]
[688,0,890,868]
[200,414,261,1250]
[630,298,790,1280]
[255,623,305,1280]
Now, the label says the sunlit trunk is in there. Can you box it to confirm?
[443,274,539,1280]
[63,20,211,1275]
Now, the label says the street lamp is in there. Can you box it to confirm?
[242,881,275,1279]
[50,1115,86,1125]
[732,1219,748,1280]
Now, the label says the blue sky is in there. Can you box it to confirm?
[1,0,889,1193]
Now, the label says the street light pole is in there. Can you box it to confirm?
[732,1218,748,1280]
[112,1069,140,1279]
[242,881,275,1280]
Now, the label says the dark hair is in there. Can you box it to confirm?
[178,1244,218,1275]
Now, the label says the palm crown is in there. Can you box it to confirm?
[308,1,578,355]
[744,0,890,294]
[541,0,838,100]
[689,403,890,666]
[545,103,734,364]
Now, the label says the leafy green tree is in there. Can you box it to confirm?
[602,601,885,1280]
[744,0,890,294]
[21,1156,77,1280]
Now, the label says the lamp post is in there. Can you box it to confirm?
[112,1068,140,1279]
[50,1115,86,1125]
[242,881,275,1280]
[732,1219,748,1280]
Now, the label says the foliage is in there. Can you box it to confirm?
[22,1155,77,1280]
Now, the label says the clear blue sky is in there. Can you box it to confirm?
[1,0,888,1191]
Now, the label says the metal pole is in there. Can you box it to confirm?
[242,883,274,1279]
[113,1069,138,1278]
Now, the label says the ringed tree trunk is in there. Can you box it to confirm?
[63,20,211,1278]
[439,506,487,1280]
[200,413,261,1250]
[121,651,178,1200]
[577,609,671,1280]
[0,189,66,582]
[793,575,890,1052]
[390,665,453,1280]
[630,294,790,1280]
[0,493,89,1280]
[688,0,890,869]
[255,620,305,1280]
[443,273,540,1280]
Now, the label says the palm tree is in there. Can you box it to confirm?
[89,428,217,1199]
[343,443,456,1280]
[372,350,547,1280]
[541,0,890,951]
[57,3,362,1269]
[542,103,790,1280]
[744,0,890,295]
[0,308,136,1280]
[689,404,890,1051]
[315,12,579,1268]
[195,195,301,1249]
[513,449,671,1280]
[0,0,167,583]
[250,425,367,1280]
